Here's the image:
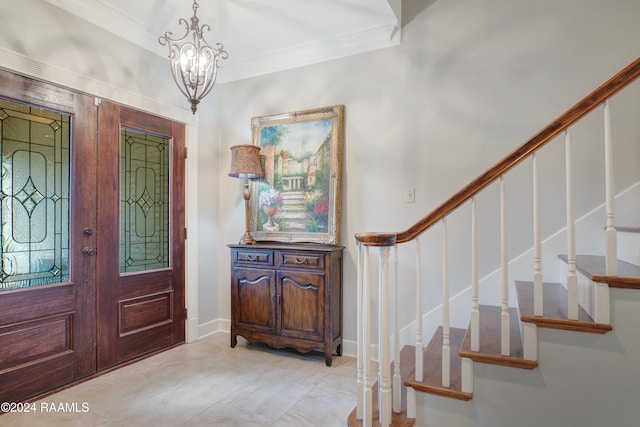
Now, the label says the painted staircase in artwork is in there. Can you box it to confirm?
[348,57,640,426]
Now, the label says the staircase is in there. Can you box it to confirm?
[348,57,640,426]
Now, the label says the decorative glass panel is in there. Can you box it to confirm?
[0,99,70,290]
[120,128,170,273]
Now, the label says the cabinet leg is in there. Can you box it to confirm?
[231,333,237,348]
[325,352,332,367]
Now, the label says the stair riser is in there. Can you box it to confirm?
[559,262,610,324]
[618,230,640,266]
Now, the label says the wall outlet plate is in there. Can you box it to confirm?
[405,187,415,203]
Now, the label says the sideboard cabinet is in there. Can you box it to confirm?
[229,243,343,366]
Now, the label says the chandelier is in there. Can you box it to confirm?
[159,0,228,114]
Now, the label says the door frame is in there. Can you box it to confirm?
[1,53,201,343]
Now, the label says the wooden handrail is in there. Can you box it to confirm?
[356,56,640,246]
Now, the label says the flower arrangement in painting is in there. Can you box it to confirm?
[258,186,283,208]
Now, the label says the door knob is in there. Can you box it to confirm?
[83,247,97,256]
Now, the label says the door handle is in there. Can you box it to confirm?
[83,247,97,256]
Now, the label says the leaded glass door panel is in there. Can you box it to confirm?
[96,101,185,369]
[0,71,97,402]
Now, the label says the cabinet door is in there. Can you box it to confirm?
[232,268,276,333]
[277,271,324,342]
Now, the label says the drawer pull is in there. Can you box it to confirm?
[294,257,308,265]
[246,255,258,262]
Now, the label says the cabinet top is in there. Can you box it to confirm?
[228,242,344,252]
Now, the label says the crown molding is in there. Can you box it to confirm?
[219,23,401,83]
[39,0,401,84]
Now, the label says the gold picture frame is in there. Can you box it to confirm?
[250,105,344,245]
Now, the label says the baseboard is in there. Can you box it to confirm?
[198,318,230,339]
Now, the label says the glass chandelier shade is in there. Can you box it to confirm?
[159,0,228,114]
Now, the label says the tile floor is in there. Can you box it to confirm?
[0,333,357,426]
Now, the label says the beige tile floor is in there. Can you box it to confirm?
[0,333,357,426]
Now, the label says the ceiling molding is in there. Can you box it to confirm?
[219,23,401,83]
[39,0,402,84]
[40,0,165,55]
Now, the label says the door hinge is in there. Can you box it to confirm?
[185,308,188,319]
[184,227,187,240]
[185,147,187,159]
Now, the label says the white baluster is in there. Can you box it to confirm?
[415,237,424,382]
[533,152,543,316]
[442,218,451,387]
[378,247,392,427]
[362,246,373,427]
[471,197,479,351]
[565,130,579,320]
[408,237,423,420]
[604,99,618,275]
[356,244,364,419]
[392,246,401,414]
[500,177,510,356]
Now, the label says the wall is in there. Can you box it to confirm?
[0,0,185,110]
[1,1,638,388]
[208,0,640,353]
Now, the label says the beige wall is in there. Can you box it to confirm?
[2,3,640,423]
[203,0,640,342]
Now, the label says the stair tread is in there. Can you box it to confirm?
[459,305,537,369]
[617,226,640,233]
[515,281,612,333]
[404,326,472,401]
[558,255,640,289]
[347,345,415,427]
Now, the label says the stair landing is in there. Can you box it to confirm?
[347,345,415,427]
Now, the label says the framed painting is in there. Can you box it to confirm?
[250,105,344,245]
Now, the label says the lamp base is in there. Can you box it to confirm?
[239,231,257,245]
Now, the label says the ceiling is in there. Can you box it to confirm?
[41,0,401,83]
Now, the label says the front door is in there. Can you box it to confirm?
[0,73,97,402]
[96,101,186,369]
[0,72,186,402]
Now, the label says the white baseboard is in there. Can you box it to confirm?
[198,318,230,339]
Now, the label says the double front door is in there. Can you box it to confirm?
[0,71,186,402]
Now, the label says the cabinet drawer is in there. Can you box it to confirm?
[233,250,274,266]
[277,251,325,270]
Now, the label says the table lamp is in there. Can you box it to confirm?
[229,144,264,244]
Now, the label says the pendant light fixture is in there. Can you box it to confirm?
[159,0,228,114]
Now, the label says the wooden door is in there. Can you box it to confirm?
[96,102,186,369]
[277,271,324,342]
[0,72,97,402]
[232,267,276,335]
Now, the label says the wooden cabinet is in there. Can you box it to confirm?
[229,243,343,366]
